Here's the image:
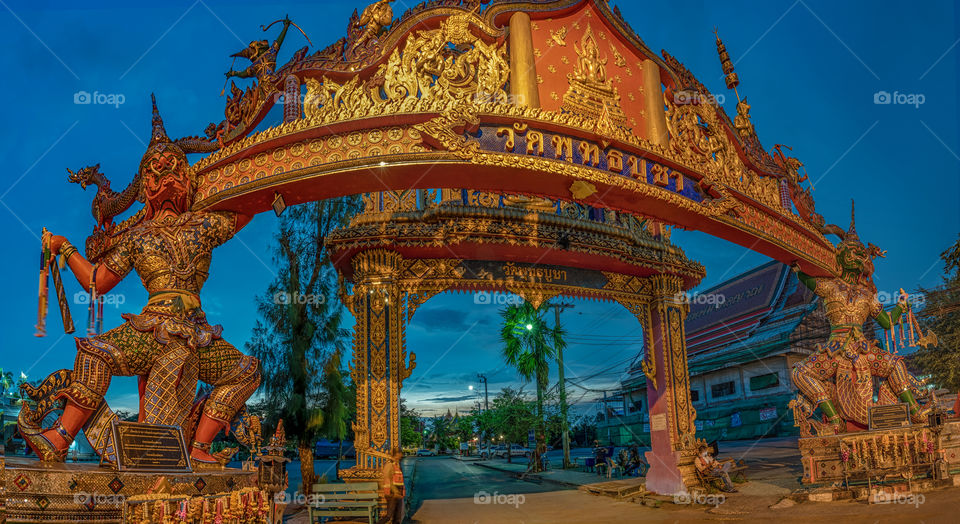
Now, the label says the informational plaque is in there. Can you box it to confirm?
[868,404,911,431]
[650,413,667,432]
[112,421,192,472]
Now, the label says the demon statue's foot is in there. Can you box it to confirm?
[190,441,218,463]
[23,423,72,462]
[909,403,933,424]
[899,391,932,423]
[826,416,847,435]
[190,441,238,465]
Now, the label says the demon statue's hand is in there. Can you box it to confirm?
[44,234,69,264]
[48,235,67,254]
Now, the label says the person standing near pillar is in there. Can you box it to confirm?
[378,448,406,524]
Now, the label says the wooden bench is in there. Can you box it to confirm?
[695,467,726,493]
[308,482,380,524]
[695,459,748,492]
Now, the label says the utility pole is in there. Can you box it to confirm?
[549,302,574,469]
[477,373,489,411]
[602,390,611,444]
[477,373,489,452]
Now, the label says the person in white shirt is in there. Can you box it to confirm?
[694,445,737,492]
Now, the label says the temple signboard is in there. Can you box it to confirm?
[868,404,911,431]
[113,421,192,472]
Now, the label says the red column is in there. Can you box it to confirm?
[641,276,697,495]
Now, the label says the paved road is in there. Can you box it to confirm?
[407,451,958,524]
[278,459,357,495]
[407,456,576,521]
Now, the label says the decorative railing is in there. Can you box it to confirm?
[355,188,666,241]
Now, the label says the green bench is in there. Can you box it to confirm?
[308,481,380,524]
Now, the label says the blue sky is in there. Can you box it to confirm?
[0,1,957,417]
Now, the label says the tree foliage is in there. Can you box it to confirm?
[426,413,457,451]
[910,235,960,391]
[399,399,423,448]
[245,197,360,489]
[489,386,536,462]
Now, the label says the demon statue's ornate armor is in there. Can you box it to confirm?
[790,203,929,435]
[19,96,260,464]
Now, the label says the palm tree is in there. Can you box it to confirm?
[499,301,564,472]
[0,369,14,397]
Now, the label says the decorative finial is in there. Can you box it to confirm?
[714,29,739,96]
[149,94,170,147]
[849,199,856,235]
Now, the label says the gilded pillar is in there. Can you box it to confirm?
[641,59,668,147]
[342,250,415,479]
[639,275,698,495]
[282,74,301,123]
[508,11,540,108]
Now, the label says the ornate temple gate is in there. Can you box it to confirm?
[14,0,951,517]
[326,188,705,491]
[176,0,846,495]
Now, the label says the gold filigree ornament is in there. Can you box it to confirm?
[301,12,509,129]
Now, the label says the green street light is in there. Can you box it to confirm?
[525,323,533,330]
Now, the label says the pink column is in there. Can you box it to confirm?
[641,276,697,495]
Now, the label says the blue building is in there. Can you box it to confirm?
[600,261,829,445]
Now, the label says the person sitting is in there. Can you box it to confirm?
[694,444,737,493]
[623,443,643,476]
[592,440,608,476]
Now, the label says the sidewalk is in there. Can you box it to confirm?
[470,457,631,489]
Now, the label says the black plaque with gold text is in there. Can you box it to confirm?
[868,403,911,431]
[112,421,192,472]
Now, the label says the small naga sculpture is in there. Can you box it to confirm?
[349,0,394,54]
[20,95,260,463]
[733,98,755,139]
[790,201,930,434]
[67,164,142,232]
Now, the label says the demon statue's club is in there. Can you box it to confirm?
[19,96,260,464]
[790,202,930,435]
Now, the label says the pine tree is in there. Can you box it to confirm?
[246,197,359,491]
[910,235,960,391]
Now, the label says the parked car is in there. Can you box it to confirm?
[314,439,356,459]
[494,444,530,458]
[486,445,505,458]
[416,448,436,456]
